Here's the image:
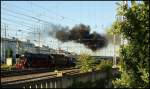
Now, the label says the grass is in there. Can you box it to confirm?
[1,64,16,70]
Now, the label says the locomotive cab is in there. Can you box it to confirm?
[15,55,28,69]
[15,53,55,69]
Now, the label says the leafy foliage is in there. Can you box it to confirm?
[76,53,113,73]
[6,48,13,58]
[111,1,149,88]
[105,31,121,45]
[76,53,96,72]
[112,69,134,88]
[96,60,112,71]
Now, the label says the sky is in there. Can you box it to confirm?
[1,1,120,56]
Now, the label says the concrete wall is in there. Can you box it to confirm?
[2,68,119,88]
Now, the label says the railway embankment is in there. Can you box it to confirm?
[1,68,120,88]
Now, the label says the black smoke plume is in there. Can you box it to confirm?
[55,24,108,51]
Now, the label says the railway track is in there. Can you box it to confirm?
[1,67,76,77]
[1,68,80,85]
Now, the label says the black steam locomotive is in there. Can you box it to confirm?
[15,52,76,69]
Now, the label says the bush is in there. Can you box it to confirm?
[76,53,113,73]
[76,53,96,72]
[96,60,112,71]
[112,69,134,88]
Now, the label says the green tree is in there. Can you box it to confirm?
[76,53,96,72]
[106,26,121,45]
[6,48,13,58]
[111,1,149,88]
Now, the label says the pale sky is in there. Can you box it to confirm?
[1,1,120,56]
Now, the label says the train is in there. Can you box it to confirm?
[15,52,76,69]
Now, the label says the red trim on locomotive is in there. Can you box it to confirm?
[15,57,27,69]
[15,53,76,69]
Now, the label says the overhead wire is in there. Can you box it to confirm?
[2,12,39,25]
[2,7,53,25]
[2,2,83,36]
[2,11,44,33]
[1,13,35,27]
[30,1,81,23]
[1,8,48,45]
[1,20,42,42]
[2,7,56,37]
[4,3,60,21]
[2,18,35,30]
[2,4,50,43]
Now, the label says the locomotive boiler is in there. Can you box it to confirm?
[15,52,76,69]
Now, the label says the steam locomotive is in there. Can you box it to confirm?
[15,52,76,69]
